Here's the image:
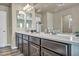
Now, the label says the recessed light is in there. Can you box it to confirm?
[56,3,64,7]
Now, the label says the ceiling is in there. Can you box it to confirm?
[0,3,11,7]
[0,3,78,13]
[33,3,79,13]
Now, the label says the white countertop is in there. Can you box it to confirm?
[16,31,79,44]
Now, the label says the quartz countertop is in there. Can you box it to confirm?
[16,31,79,44]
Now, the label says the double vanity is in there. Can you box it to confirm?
[16,32,79,56]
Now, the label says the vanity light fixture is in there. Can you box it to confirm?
[18,11,24,14]
[23,4,34,11]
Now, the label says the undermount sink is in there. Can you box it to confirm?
[56,33,75,37]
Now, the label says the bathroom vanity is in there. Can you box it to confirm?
[16,32,79,56]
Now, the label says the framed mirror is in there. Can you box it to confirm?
[25,12,32,30]
[16,10,32,31]
[16,11,25,29]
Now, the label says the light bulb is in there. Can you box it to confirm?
[23,4,34,11]
[26,23,29,28]
[23,4,30,10]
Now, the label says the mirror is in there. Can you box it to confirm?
[35,14,41,32]
[16,10,32,30]
[62,15,72,33]
[25,12,32,30]
[16,11,25,29]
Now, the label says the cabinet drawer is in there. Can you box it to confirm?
[23,40,28,56]
[23,34,28,40]
[41,39,69,56]
[41,48,60,56]
[29,36,40,45]
[16,36,19,48]
[18,38,22,44]
[18,38,22,52]
[29,43,40,56]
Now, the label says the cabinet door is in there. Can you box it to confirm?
[29,36,40,45]
[29,43,40,56]
[16,33,19,49]
[41,48,60,56]
[23,40,28,56]
[23,34,28,40]
[18,38,23,53]
[41,39,69,56]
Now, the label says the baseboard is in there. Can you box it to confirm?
[11,46,18,49]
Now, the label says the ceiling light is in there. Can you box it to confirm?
[56,3,64,7]
[18,11,24,14]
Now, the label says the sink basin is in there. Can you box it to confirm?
[57,33,75,37]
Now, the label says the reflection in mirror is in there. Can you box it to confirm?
[16,11,25,29]
[35,15,41,32]
[16,10,32,31]
[62,15,72,33]
[25,12,32,30]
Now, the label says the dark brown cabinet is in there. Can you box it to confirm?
[23,34,28,40]
[41,39,70,56]
[18,37,23,53]
[41,48,60,56]
[29,36,40,45]
[16,33,71,56]
[16,33,19,49]
[23,40,28,56]
[29,43,40,56]
[29,36,41,56]
[22,34,29,56]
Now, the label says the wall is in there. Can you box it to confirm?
[53,6,79,33]
[41,12,47,32]
[11,4,16,49]
[46,12,53,32]
[11,3,36,49]
[41,12,53,32]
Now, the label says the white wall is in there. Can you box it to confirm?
[41,12,47,32]
[53,6,79,33]
[11,3,36,49]
[11,4,17,49]
[47,12,53,32]
[41,12,53,32]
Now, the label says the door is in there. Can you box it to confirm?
[0,11,7,47]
